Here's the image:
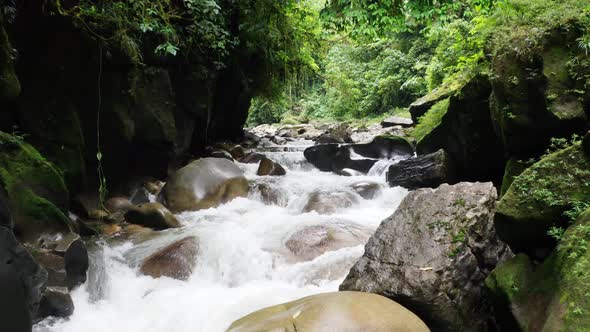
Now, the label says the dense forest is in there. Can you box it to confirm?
[2,0,590,331]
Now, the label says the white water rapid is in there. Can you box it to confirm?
[35,140,408,332]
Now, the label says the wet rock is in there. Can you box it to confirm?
[210,150,234,161]
[331,147,378,173]
[386,149,456,190]
[303,144,340,172]
[337,168,364,177]
[240,152,266,164]
[0,227,46,328]
[229,145,246,160]
[140,236,199,281]
[256,158,286,176]
[303,191,359,214]
[37,287,74,319]
[162,158,249,212]
[285,224,370,261]
[340,182,512,331]
[350,135,414,160]
[88,209,109,220]
[272,136,287,145]
[381,116,414,128]
[130,187,151,205]
[144,180,165,196]
[125,202,180,230]
[227,291,430,332]
[39,233,89,290]
[351,182,382,199]
[104,197,135,213]
[32,251,66,288]
[251,183,284,206]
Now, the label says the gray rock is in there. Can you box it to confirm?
[351,182,382,199]
[36,287,74,319]
[340,182,512,331]
[381,116,414,128]
[387,149,455,189]
[39,232,89,290]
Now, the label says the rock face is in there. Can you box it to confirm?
[227,291,430,332]
[303,191,359,214]
[495,144,590,256]
[256,158,286,176]
[285,224,370,262]
[486,209,590,331]
[340,182,511,331]
[387,149,455,189]
[125,202,181,230]
[415,75,505,183]
[140,236,199,281]
[381,116,413,128]
[162,158,249,212]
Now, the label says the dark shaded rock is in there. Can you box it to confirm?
[104,197,134,213]
[0,227,47,325]
[387,149,455,189]
[381,116,413,128]
[499,157,530,197]
[0,11,20,101]
[37,287,74,319]
[495,144,590,257]
[341,182,511,331]
[409,85,455,122]
[350,135,414,160]
[416,75,505,183]
[303,191,359,214]
[256,158,286,176]
[240,152,266,164]
[162,158,249,212]
[32,251,66,288]
[125,202,180,230]
[303,144,340,172]
[351,182,382,199]
[227,292,429,332]
[39,233,88,290]
[285,224,370,262]
[0,184,11,227]
[130,187,150,205]
[140,236,198,280]
[583,130,590,157]
[331,147,377,174]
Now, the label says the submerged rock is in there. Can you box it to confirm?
[162,158,249,212]
[251,183,285,206]
[350,182,382,199]
[340,182,511,331]
[256,158,286,176]
[36,286,74,319]
[386,149,455,189]
[303,191,359,215]
[226,291,430,332]
[140,236,199,281]
[285,224,370,262]
[125,202,180,230]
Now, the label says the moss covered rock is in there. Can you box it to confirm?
[495,143,590,255]
[487,209,590,331]
[499,157,532,197]
[415,74,505,183]
[0,12,20,101]
[0,132,74,241]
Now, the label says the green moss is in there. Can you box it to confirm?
[375,134,413,147]
[486,254,533,304]
[500,158,532,197]
[412,98,450,142]
[0,14,20,100]
[12,188,75,233]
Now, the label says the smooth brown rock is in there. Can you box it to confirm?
[124,202,180,230]
[303,191,359,214]
[256,158,286,176]
[104,197,135,213]
[140,236,199,280]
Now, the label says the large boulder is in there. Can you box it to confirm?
[303,144,340,172]
[381,116,413,128]
[414,75,505,183]
[495,143,590,256]
[125,202,181,230]
[140,236,199,281]
[36,286,74,319]
[226,291,430,332]
[386,149,455,189]
[302,191,359,215]
[285,224,370,262]
[340,182,511,331]
[350,135,414,160]
[162,158,249,212]
[486,209,590,331]
[0,132,74,242]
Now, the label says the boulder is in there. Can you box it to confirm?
[140,236,198,280]
[409,84,455,122]
[0,132,74,241]
[350,135,414,160]
[415,75,505,183]
[256,158,286,176]
[495,143,590,256]
[229,145,246,160]
[162,158,249,212]
[486,208,590,331]
[285,224,370,261]
[210,149,234,161]
[104,197,135,213]
[303,144,340,172]
[337,168,364,177]
[340,182,511,331]
[144,180,165,196]
[240,152,266,164]
[314,123,353,144]
[125,202,180,230]
[350,182,382,199]
[36,286,74,319]
[226,291,430,332]
[0,227,47,324]
[39,232,89,290]
[303,191,359,215]
[386,149,455,190]
[251,183,285,206]
[381,116,414,128]
[331,147,377,174]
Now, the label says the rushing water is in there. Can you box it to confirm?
[35,140,408,332]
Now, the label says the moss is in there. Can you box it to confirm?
[500,158,531,197]
[412,98,450,142]
[486,254,533,304]
[543,46,585,121]
[0,13,20,100]
[0,131,72,240]
[376,134,413,147]
[496,143,590,253]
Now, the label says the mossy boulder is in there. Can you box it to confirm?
[227,291,430,332]
[486,209,590,331]
[415,75,505,183]
[489,32,588,156]
[495,143,590,255]
[0,132,74,241]
[499,157,531,197]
